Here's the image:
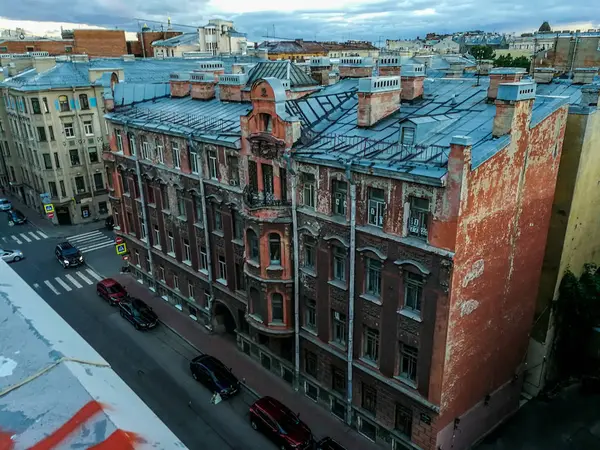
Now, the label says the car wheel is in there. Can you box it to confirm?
[13,256,21,262]
[250,421,258,431]
[120,310,125,318]
[134,323,140,330]
[8,221,14,227]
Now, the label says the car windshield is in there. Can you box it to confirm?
[0,200,9,205]
[277,411,300,433]
[107,285,124,294]
[63,248,80,256]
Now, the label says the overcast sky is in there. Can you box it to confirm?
[1,0,598,42]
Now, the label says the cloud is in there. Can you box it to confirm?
[1,0,598,42]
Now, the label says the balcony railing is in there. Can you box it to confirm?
[243,186,291,208]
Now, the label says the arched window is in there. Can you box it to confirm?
[58,95,70,112]
[271,293,284,323]
[258,113,272,133]
[247,229,259,262]
[79,94,89,110]
[269,233,281,265]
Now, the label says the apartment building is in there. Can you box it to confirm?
[532,30,600,74]
[102,56,571,449]
[198,19,247,55]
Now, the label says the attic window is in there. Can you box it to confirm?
[401,127,415,145]
[259,113,273,133]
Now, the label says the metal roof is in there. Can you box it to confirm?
[246,61,318,89]
[152,32,199,48]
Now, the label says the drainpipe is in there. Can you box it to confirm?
[189,137,215,330]
[568,36,579,79]
[284,151,300,391]
[345,161,357,426]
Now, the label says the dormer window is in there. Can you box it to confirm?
[401,127,415,145]
[259,113,273,133]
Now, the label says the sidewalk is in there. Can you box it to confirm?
[114,274,382,450]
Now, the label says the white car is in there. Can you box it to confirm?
[1,249,23,263]
[0,198,11,211]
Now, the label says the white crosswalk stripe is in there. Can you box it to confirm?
[54,277,72,292]
[76,271,93,285]
[11,235,22,244]
[6,231,48,244]
[65,274,83,289]
[67,230,114,254]
[36,230,48,239]
[19,233,31,243]
[85,268,103,282]
[28,232,41,241]
[44,280,60,295]
[42,272,102,295]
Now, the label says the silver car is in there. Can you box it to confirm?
[1,249,23,263]
[0,198,11,211]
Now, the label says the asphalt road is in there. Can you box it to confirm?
[1,218,274,450]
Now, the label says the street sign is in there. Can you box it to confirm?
[116,243,127,255]
[122,255,129,261]
[47,213,55,219]
[115,237,124,245]
[44,203,54,214]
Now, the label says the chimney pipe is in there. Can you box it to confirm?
[190,72,216,100]
[378,56,401,77]
[219,73,249,102]
[492,81,536,138]
[169,72,191,97]
[488,67,526,101]
[400,64,425,101]
[357,76,401,127]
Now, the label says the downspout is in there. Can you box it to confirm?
[569,35,579,79]
[188,136,215,330]
[140,29,146,58]
[284,151,300,391]
[345,161,357,426]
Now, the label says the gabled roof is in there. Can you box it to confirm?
[152,32,199,48]
[245,61,318,89]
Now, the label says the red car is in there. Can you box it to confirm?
[249,396,314,449]
[96,278,127,305]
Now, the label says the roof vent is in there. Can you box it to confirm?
[190,72,215,82]
[379,56,401,67]
[358,76,401,93]
[310,57,331,67]
[196,60,224,71]
[497,81,536,102]
[219,73,248,85]
[401,64,425,77]
[170,72,191,81]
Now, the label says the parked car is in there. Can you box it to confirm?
[0,198,11,211]
[96,278,127,305]
[249,396,314,450]
[189,354,240,398]
[317,437,347,450]
[6,209,27,226]
[1,249,24,263]
[119,297,158,330]
[55,242,84,268]
[105,215,114,230]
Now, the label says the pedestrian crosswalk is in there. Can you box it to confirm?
[2,230,48,245]
[42,268,103,295]
[67,230,114,254]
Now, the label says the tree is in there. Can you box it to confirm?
[469,45,495,61]
[512,56,531,71]
[494,53,514,67]
[539,21,552,32]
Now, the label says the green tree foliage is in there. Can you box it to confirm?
[469,45,495,60]
[539,21,552,32]
[492,53,531,72]
[512,56,531,70]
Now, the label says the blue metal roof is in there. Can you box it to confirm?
[152,33,199,48]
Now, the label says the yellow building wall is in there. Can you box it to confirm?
[267,52,326,61]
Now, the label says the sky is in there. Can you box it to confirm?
[0,0,598,43]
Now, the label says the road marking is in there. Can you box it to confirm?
[11,235,22,244]
[65,274,83,289]
[33,283,40,289]
[28,232,41,241]
[36,230,48,239]
[19,233,32,243]
[85,268,103,282]
[76,271,93,285]
[68,230,104,240]
[54,277,72,292]
[80,241,115,253]
[44,280,61,295]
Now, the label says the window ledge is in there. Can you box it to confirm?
[153,244,162,250]
[359,357,380,369]
[193,222,204,230]
[248,313,263,323]
[398,309,422,323]
[199,268,209,276]
[123,192,131,198]
[161,295,169,302]
[266,264,283,271]
[328,279,348,291]
[246,259,260,268]
[183,260,192,267]
[360,293,383,306]
[176,215,187,222]
[216,278,227,286]
[162,209,171,216]
[167,251,176,258]
[231,238,244,246]
[212,230,224,237]
[113,226,121,231]
[393,376,418,389]
[301,326,318,336]
[268,321,285,326]
[147,203,156,209]
[175,304,183,311]
[329,340,347,351]
[300,267,316,277]
[189,314,197,321]
[140,237,148,243]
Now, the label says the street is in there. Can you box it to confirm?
[0,214,274,450]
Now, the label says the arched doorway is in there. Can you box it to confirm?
[213,302,237,335]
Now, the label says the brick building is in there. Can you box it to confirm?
[533,30,600,74]
[102,58,569,449]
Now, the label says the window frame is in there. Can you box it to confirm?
[404,271,424,313]
[83,120,93,136]
[171,141,180,169]
[399,344,419,383]
[268,233,281,266]
[58,95,70,112]
[365,258,382,297]
[63,122,75,139]
[271,293,284,323]
[304,298,316,331]
[362,326,380,363]
[332,310,347,346]
[302,173,316,209]
[367,187,385,227]
[332,180,348,216]
[332,246,347,282]
[408,196,430,239]
[208,150,218,179]
[247,229,260,262]
[79,94,90,110]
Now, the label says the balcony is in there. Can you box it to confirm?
[245,313,294,336]
[243,186,292,220]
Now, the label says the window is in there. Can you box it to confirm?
[271,293,284,323]
[159,266,165,281]
[367,187,385,227]
[189,148,198,173]
[366,258,382,297]
[269,233,281,265]
[36,127,47,142]
[160,185,169,209]
[208,150,217,179]
[79,94,90,110]
[404,272,424,313]
[408,197,430,239]
[361,383,377,414]
[400,345,418,383]
[332,367,346,394]
[194,196,203,224]
[43,153,52,169]
[401,127,415,145]
[303,237,315,270]
[122,175,130,195]
[58,95,70,112]
[147,184,155,204]
[93,173,103,191]
[128,133,136,156]
[74,176,86,194]
[42,97,49,113]
[84,121,93,136]
[172,141,180,168]
[86,146,98,163]
[153,225,161,248]
[217,255,227,282]
[363,327,380,363]
[232,211,243,240]
[247,229,259,262]
[63,122,75,138]
[227,155,239,185]
[31,98,41,114]
[333,246,347,282]
[167,231,175,254]
[183,239,191,262]
[213,206,223,232]
[173,275,180,290]
[69,149,80,166]
[98,201,108,214]
[302,173,316,209]
[199,247,208,272]
[54,152,60,168]
[59,180,66,197]
[332,311,347,345]
[235,263,246,291]
[332,180,347,216]
[395,405,413,437]
[304,298,316,330]
[177,194,186,217]
[47,125,54,141]
[114,130,123,152]
[48,181,58,198]
[156,139,164,163]
[304,350,317,377]
[258,113,272,133]
[188,282,195,300]
[139,218,147,240]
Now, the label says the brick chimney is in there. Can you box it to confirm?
[339,57,374,79]
[190,72,216,100]
[533,67,557,84]
[572,67,598,85]
[194,60,225,82]
[310,57,333,85]
[357,76,401,127]
[492,81,536,137]
[219,73,249,102]
[32,57,57,74]
[487,68,526,101]
[378,56,401,77]
[400,64,425,101]
[580,84,600,106]
[479,60,494,75]
[170,72,190,97]
[445,61,466,78]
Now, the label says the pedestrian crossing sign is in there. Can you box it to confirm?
[116,243,127,255]
[44,203,54,214]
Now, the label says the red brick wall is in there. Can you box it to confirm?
[379,66,401,77]
[0,40,74,55]
[73,30,126,57]
[400,77,424,101]
[534,36,600,73]
[136,31,183,57]
[190,82,216,100]
[357,90,400,127]
[339,66,373,78]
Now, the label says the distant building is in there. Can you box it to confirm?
[257,39,328,61]
[152,33,202,58]
[509,33,555,54]
[456,33,509,53]
[385,39,424,53]
[321,41,380,58]
[131,30,183,58]
[432,37,460,54]
[532,30,600,74]
[198,19,247,55]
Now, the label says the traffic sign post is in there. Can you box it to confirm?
[115,236,124,245]
[47,212,55,219]
[116,243,127,255]
[43,203,54,214]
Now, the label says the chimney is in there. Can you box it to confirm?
[572,67,598,85]
[169,72,191,97]
[488,67,526,101]
[32,56,57,74]
[122,54,135,62]
[378,56,401,77]
[445,61,466,78]
[219,73,248,102]
[194,60,225,81]
[533,67,557,84]
[71,54,89,63]
[357,76,401,127]
[339,57,374,79]
[580,84,600,106]
[492,81,536,138]
[232,63,256,74]
[400,64,425,101]
[310,57,333,85]
[190,72,216,100]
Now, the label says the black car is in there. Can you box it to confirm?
[190,354,240,398]
[317,437,347,450]
[105,215,114,230]
[119,298,158,330]
[6,209,27,226]
[55,242,84,268]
